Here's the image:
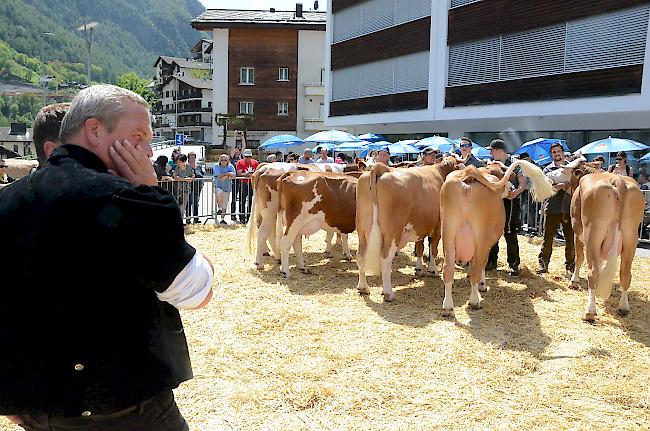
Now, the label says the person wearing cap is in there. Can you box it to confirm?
[315,147,334,163]
[235,148,259,224]
[375,146,391,166]
[0,160,15,186]
[485,139,525,276]
[298,148,315,164]
[538,142,575,276]
[274,150,284,162]
[458,137,484,168]
[418,147,442,166]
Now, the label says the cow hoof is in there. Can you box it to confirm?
[427,270,438,277]
[583,312,597,323]
[442,308,454,317]
[281,271,290,278]
[254,263,264,271]
[357,287,370,296]
[276,259,281,264]
[568,280,580,290]
[343,255,353,261]
[323,252,333,259]
[262,252,270,257]
[299,267,311,274]
[383,293,394,302]
[414,268,424,277]
[468,301,482,310]
[617,308,630,317]
[478,282,488,292]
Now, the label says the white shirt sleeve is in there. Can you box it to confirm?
[156,252,214,309]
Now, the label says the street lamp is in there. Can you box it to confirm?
[40,32,54,104]
[76,21,98,85]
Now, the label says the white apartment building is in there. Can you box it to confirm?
[191,6,326,148]
[325,0,650,150]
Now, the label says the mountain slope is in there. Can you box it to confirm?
[0,0,206,84]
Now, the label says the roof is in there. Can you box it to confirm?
[176,75,212,90]
[192,9,326,31]
[0,127,33,143]
[154,56,211,69]
[191,38,213,52]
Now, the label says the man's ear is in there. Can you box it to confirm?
[84,118,102,148]
[43,140,60,159]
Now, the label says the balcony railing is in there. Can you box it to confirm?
[177,92,203,100]
[177,121,212,127]
[304,82,325,97]
[303,118,324,132]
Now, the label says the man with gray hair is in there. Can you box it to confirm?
[0,84,213,431]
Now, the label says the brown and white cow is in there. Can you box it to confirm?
[551,162,645,321]
[247,162,304,269]
[247,162,364,269]
[355,157,464,301]
[439,160,556,316]
[276,170,360,276]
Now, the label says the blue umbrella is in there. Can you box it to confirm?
[515,138,569,166]
[640,152,650,163]
[366,140,393,150]
[334,141,370,152]
[304,129,361,144]
[259,134,304,150]
[576,136,649,155]
[388,141,420,155]
[416,136,455,153]
[472,146,492,159]
[357,133,385,142]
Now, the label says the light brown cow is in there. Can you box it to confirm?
[276,170,359,276]
[568,168,644,321]
[439,160,556,316]
[355,157,463,301]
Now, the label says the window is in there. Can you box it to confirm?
[240,67,255,85]
[165,91,169,97]
[320,68,325,85]
[240,101,254,114]
[278,67,289,81]
[278,101,288,116]
[208,102,212,108]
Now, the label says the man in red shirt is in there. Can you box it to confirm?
[235,149,259,223]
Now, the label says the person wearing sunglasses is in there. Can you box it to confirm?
[0,160,15,186]
[607,151,634,177]
[458,137,484,168]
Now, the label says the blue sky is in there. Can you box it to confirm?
[199,0,326,11]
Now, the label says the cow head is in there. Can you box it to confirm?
[545,156,587,184]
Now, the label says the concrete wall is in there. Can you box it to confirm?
[297,30,326,138]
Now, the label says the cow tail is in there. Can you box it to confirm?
[596,181,624,300]
[245,196,258,255]
[275,172,293,252]
[364,164,390,275]
[516,159,556,202]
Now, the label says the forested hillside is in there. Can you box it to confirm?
[0,0,206,85]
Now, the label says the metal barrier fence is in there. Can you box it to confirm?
[159,177,650,242]
[157,177,254,225]
[519,189,650,244]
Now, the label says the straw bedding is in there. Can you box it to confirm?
[2,227,648,430]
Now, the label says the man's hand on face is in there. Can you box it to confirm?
[108,139,158,187]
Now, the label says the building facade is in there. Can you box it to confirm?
[153,56,213,144]
[325,0,650,150]
[191,6,326,148]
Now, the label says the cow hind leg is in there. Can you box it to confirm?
[324,230,334,258]
[294,236,310,274]
[442,237,456,317]
[356,235,370,295]
[381,243,398,302]
[569,235,584,290]
[617,232,636,316]
[584,238,602,322]
[427,228,440,276]
[414,240,425,276]
[467,260,484,310]
[279,232,296,278]
[478,269,487,293]
[341,234,353,260]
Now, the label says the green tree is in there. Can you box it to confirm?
[116,72,157,105]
